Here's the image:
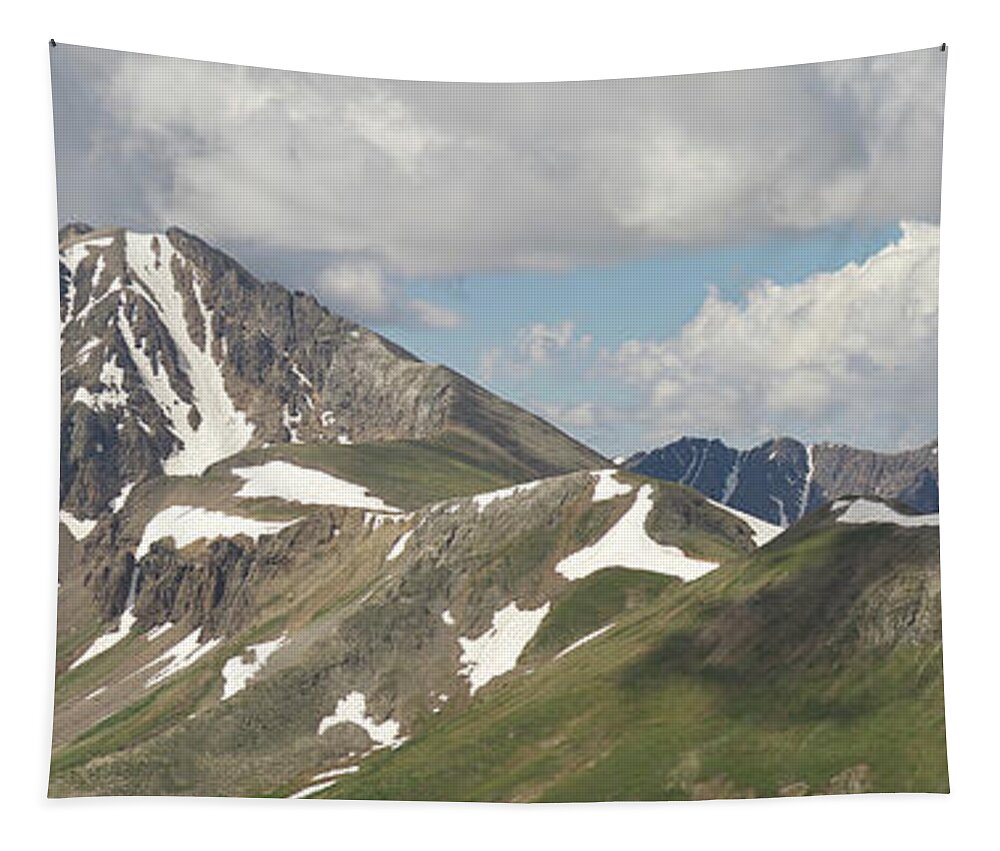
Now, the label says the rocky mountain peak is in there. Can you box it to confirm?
[59,227,603,521]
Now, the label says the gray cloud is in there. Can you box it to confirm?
[52,43,945,289]
[314,261,461,329]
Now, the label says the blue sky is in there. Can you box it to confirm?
[377,221,907,455]
[386,221,903,373]
[51,45,944,456]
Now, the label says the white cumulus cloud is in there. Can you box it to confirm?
[601,221,939,450]
[480,320,592,381]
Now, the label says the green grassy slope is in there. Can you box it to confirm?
[312,512,946,801]
[204,430,538,511]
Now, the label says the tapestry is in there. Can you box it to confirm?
[50,43,948,800]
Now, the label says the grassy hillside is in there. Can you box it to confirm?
[49,480,946,800]
[312,511,946,801]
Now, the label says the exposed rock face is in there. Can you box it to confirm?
[625,436,938,525]
[810,442,940,514]
[129,510,343,636]
[59,227,603,519]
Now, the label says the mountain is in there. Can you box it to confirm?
[59,226,604,522]
[50,468,944,798]
[624,436,939,526]
[51,227,946,800]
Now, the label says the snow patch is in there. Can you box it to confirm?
[834,498,939,528]
[123,233,254,476]
[798,444,815,521]
[66,337,102,371]
[555,485,718,583]
[282,404,303,444]
[287,764,362,796]
[70,608,137,670]
[312,765,360,782]
[472,481,542,513]
[457,601,550,695]
[721,452,744,505]
[145,622,175,642]
[289,362,313,388]
[232,460,399,511]
[364,511,408,530]
[705,498,783,546]
[221,634,287,700]
[137,505,296,560]
[554,623,616,660]
[770,495,790,527]
[72,355,129,412]
[441,609,456,627]
[109,482,135,514]
[143,627,222,687]
[60,511,97,541]
[385,529,414,561]
[289,780,338,800]
[591,469,633,502]
[317,691,406,749]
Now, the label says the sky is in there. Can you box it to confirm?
[50,44,946,456]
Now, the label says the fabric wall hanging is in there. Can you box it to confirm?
[50,42,947,801]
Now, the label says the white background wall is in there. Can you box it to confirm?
[1,3,995,850]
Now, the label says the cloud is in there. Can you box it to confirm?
[530,400,616,431]
[409,299,463,330]
[480,320,592,381]
[600,222,939,450]
[315,262,461,329]
[517,320,591,365]
[53,45,945,283]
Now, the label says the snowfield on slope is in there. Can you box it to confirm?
[834,498,940,528]
[69,608,138,670]
[221,635,287,700]
[317,691,406,749]
[231,460,399,511]
[458,601,551,695]
[554,485,719,583]
[591,469,633,502]
[122,232,254,476]
[137,505,298,560]
[706,498,784,546]
[143,628,222,687]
